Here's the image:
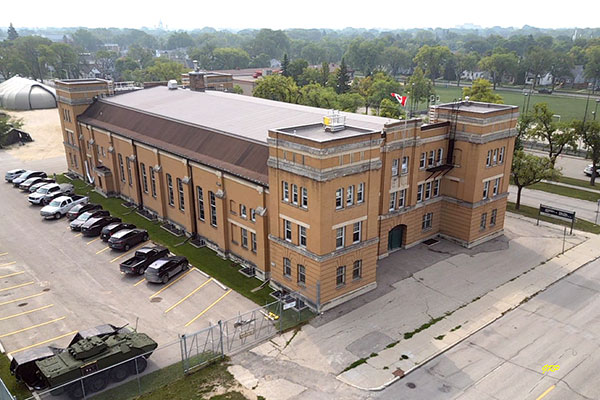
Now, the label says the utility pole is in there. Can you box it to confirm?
[583,83,593,124]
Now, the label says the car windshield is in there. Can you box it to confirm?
[77,212,92,221]
[49,199,61,207]
[38,187,51,194]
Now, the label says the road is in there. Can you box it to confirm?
[526,150,590,181]
[376,255,600,400]
[508,185,599,223]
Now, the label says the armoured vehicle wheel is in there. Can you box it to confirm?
[109,364,129,382]
[162,275,169,284]
[130,357,148,374]
[86,374,108,393]
[68,384,84,399]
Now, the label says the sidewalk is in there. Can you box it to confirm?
[337,219,600,391]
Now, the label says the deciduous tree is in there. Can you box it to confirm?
[572,120,600,185]
[413,45,452,84]
[511,151,560,209]
[253,75,299,103]
[526,103,577,167]
[463,79,503,104]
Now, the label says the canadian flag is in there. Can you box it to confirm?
[390,93,408,107]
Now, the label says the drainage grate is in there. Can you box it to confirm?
[423,238,439,246]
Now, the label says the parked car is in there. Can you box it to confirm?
[108,229,149,251]
[5,168,26,182]
[19,177,47,191]
[120,246,169,275]
[537,87,553,94]
[100,222,136,241]
[584,164,600,177]
[145,256,189,283]
[40,195,89,219]
[28,184,74,205]
[67,203,103,221]
[81,216,121,237]
[70,210,110,231]
[12,171,47,187]
[28,179,55,193]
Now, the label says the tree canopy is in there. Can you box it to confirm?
[511,150,560,209]
[462,79,503,104]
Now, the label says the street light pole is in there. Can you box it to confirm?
[583,83,592,124]
[594,99,600,121]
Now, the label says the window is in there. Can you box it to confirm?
[250,208,256,222]
[101,147,106,157]
[209,191,217,227]
[251,232,257,253]
[299,226,307,247]
[490,209,497,226]
[240,204,247,218]
[398,189,406,208]
[347,185,354,206]
[486,150,492,167]
[425,181,431,199]
[389,191,397,211]
[433,179,440,197]
[436,148,443,165]
[166,174,174,206]
[353,222,362,244]
[177,178,185,211]
[141,163,148,193]
[336,227,345,249]
[392,158,399,176]
[197,186,205,221]
[357,183,364,203]
[301,187,308,208]
[284,220,292,242]
[420,152,426,169]
[301,154,305,165]
[73,154,78,168]
[493,149,498,165]
[282,181,289,202]
[483,181,490,199]
[402,156,409,174]
[353,260,362,280]
[283,258,291,277]
[493,178,500,196]
[417,184,424,203]
[292,184,298,205]
[118,154,125,182]
[336,266,346,287]
[126,158,132,186]
[241,228,248,248]
[335,188,343,209]
[428,150,435,167]
[480,213,487,230]
[297,264,306,285]
[150,167,156,198]
[499,147,505,164]
[422,212,433,230]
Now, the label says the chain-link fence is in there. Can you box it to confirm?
[0,378,16,400]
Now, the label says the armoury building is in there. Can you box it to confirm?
[56,75,518,312]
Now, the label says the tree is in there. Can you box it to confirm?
[94,50,118,77]
[72,29,103,52]
[212,48,250,69]
[246,29,290,59]
[337,93,365,113]
[511,150,560,209]
[320,62,330,87]
[165,31,195,50]
[344,38,383,76]
[287,59,308,83]
[365,72,403,112]
[232,85,244,95]
[281,53,289,77]
[572,120,600,185]
[298,84,338,108]
[463,79,503,104]
[382,47,411,77]
[526,103,577,167]
[584,45,600,90]
[406,67,434,111]
[478,52,518,89]
[454,51,479,87]
[0,114,23,137]
[334,58,351,94]
[7,23,18,41]
[130,58,186,83]
[524,47,553,89]
[128,45,155,69]
[253,75,299,103]
[45,43,79,79]
[297,67,321,86]
[549,51,574,90]
[378,98,405,119]
[115,57,139,80]
[413,45,453,84]
[14,36,53,81]
[0,45,27,80]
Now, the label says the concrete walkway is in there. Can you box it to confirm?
[336,221,600,391]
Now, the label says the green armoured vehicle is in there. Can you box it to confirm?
[14,325,158,399]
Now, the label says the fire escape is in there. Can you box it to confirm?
[426,101,461,181]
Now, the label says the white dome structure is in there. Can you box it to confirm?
[0,76,57,110]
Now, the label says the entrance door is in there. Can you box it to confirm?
[388,225,405,251]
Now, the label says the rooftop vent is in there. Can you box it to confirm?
[167,80,178,90]
[323,110,346,132]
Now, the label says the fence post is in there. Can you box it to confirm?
[180,334,188,374]
[218,320,225,358]
[135,357,142,396]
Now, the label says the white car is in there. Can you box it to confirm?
[5,168,26,182]
[583,164,600,177]
[28,183,74,205]
[40,195,88,219]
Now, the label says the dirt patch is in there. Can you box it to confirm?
[4,109,64,161]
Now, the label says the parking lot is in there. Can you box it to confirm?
[0,155,257,373]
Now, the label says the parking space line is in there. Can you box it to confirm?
[96,246,110,255]
[74,233,82,238]
[66,226,71,230]
[0,271,25,279]
[536,385,556,400]
[86,237,100,245]
[0,304,54,321]
[0,317,66,338]
[110,242,147,263]
[0,281,34,293]
[165,278,214,314]
[0,261,16,268]
[185,289,232,327]
[149,269,194,299]
[0,252,7,257]
[0,292,46,307]
[8,330,78,356]
[134,278,146,286]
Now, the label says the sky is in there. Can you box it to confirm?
[2,0,598,31]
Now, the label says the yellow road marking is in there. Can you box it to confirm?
[0,317,66,338]
[74,233,82,238]
[185,289,232,327]
[8,330,78,355]
[86,237,100,245]
[536,385,556,400]
[165,278,214,314]
[149,269,194,299]
[96,246,110,255]
[0,304,54,321]
[0,281,34,293]
[0,271,25,279]
[0,292,46,307]
[0,252,7,257]
[0,261,16,268]
[134,278,146,287]
[110,242,147,263]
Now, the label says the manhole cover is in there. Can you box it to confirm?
[42,288,51,292]
[406,382,416,389]
[150,297,162,303]
[18,303,28,307]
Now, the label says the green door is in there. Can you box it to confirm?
[388,225,404,251]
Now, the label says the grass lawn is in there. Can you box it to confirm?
[0,354,31,400]
[527,181,600,202]
[555,176,600,191]
[56,175,273,307]
[507,202,600,234]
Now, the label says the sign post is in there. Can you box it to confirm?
[595,199,600,225]
[538,204,576,234]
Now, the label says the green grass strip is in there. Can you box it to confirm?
[507,202,600,234]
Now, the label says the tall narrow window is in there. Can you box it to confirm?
[398,189,406,208]
[336,227,345,249]
[425,181,432,199]
[197,186,205,221]
[347,185,354,206]
[428,150,435,166]
[335,188,343,209]
[126,158,132,186]
[493,149,498,164]
[353,222,362,244]
[284,220,292,241]
[353,260,362,280]
[167,174,174,206]
[391,158,399,176]
[483,181,490,199]
[150,167,156,197]
[486,150,492,167]
[417,184,424,203]
[282,181,289,202]
[357,183,364,203]
[401,156,409,174]
[292,184,298,205]
[301,187,308,208]
[490,209,497,226]
[177,178,185,211]
[297,265,306,285]
[251,232,257,252]
[499,147,505,164]
[422,212,433,230]
[480,213,487,230]
[283,258,291,277]
[250,208,256,222]
[118,154,125,182]
[299,226,307,247]
[240,204,247,218]
[436,148,443,165]
[433,179,440,197]
[141,163,148,193]
[336,266,346,287]
[209,191,217,227]
[420,152,426,169]
[493,178,500,196]
[241,228,248,248]
[389,191,397,211]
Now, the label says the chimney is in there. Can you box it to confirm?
[189,71,205,92]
